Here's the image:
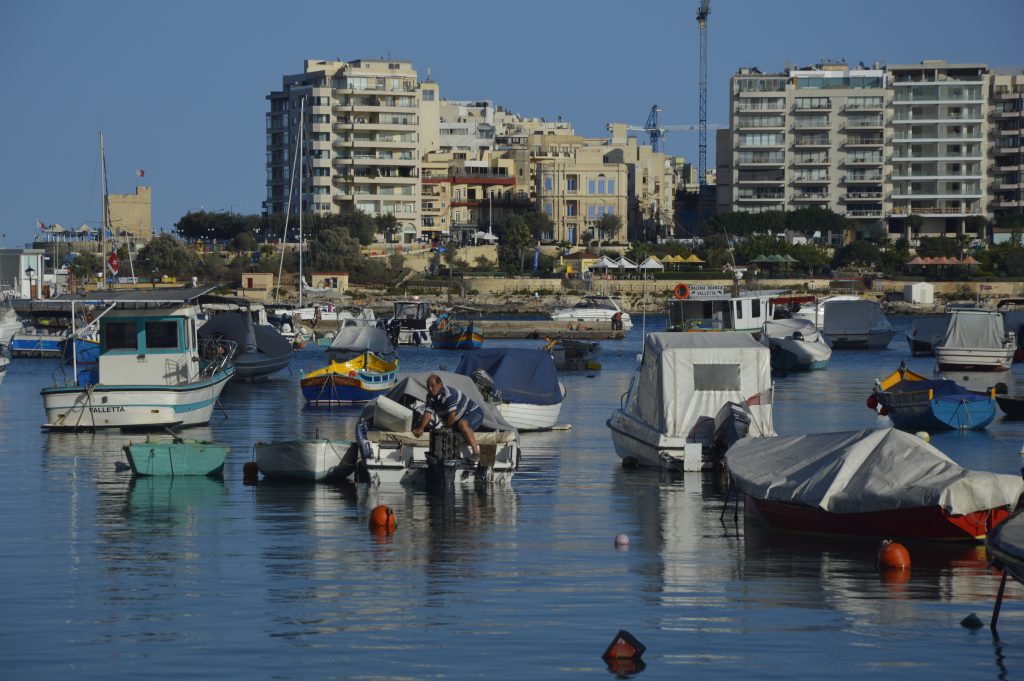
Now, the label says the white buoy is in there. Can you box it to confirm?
[915,431,930,443]
[614,534,630,548]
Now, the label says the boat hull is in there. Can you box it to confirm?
[11,333,66,358]
[996,395,1024,419]
[607,409,693,470]
[498,399,562,431]
[124,440,229,476]
[549,310,633,330]
[746,495,1012,541]
[254,439,356,481]
[41,367,234,430]
[233,351,291,379]
[935,347,1014,371]
[301,374,396,405]
[881,395,996,431]
[431,327,484,350]
[826,329,895,349]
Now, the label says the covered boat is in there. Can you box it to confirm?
[792,294,862,327]
[821,299,895,349]
[325,323,396,363]
[0,305,23,346]
[254,438,357,481]
[759,317,831,372]
[301,353,399,405]
[906,315,949,356]
[198,310,292,379]
[871,364,996,431]
[455,348,564,431]
[356,371,520,486]
[935,309,1014,371]
[608,333,775,471]
[987,512,1024,586]
[543,337,601,371]
[725,427,1024,541]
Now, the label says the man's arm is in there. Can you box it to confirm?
[411,409,433,437]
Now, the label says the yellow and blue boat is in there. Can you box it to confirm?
[870,364,996,432]
[430,308,484,350]
[301,353,399,405]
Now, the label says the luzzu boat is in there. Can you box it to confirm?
[41,287,235,430]
[301,353,399,405]
[869,364,996,432]
[430,308,484,350]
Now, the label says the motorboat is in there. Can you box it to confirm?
[0,346,9,385]
[996,395,1024,419]
[759,318,831,372]
[40,287,235,430]
[821,299,895,349]
[906,315,949,356]
[543,337,601,371]
[725,427,1023,541]
[254,438,357,481]
[123,437,229,477]
[198,308,292,379]
[607,332,775,471]
[792,294,862,327]
[455,348,564,431]
[0,305,22,346]
[430,307,484,350]
[383,299,435,346]
[666,286,782,334]
[549,294,632,330]
[10,327,71,358]
[325,322,396,363]
[935,309,1014,371]
[300,353,399,405]
[987,511,1024,586]
[355,371,520,487]
[870,364,996,432]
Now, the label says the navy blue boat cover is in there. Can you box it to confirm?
[455,348,562,405]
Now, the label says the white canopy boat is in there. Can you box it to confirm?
[41,287,235,430]
[608,333,775,471]
[384,299,435,345]
[935,309,1015,371]
[759,317,831,371]
[821,299,895,349]
[549,294,632,330]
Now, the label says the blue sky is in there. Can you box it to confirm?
[1,0,1021,246]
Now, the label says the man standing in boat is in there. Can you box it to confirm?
[413,374,483,463]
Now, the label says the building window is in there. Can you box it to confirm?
[566,175,578,191]
[597,178,606,194]
[422,89,435,101]
[566,201,578,217]
[607,180,615,195]
[544,203,553,216]
[544,175,553,191]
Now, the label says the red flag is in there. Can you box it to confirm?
[136,169,145,178]
[107,250,120,276]
[37,219,45,230]
[746,388,773,406]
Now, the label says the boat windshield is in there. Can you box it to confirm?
[394,302,428,319]
[576,298,616,311]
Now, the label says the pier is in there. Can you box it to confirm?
[477,320,626,340]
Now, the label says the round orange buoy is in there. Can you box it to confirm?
[866,394,878,410]
[242,461,259,484]
[369,505,397,533]
[877,540,911,570]
[673,283,690,300]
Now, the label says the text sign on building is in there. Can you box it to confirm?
[686,284,727,298]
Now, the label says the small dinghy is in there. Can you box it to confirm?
[871,364,997,431]
[254,438,357,482]
[123,437,229,477]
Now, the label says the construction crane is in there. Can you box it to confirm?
[623,104,723,153]
[696,0,710,191]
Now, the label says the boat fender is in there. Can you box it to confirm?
[673,283,690,300]
[369,504,397,533]
[865,394,878,410]
[243,461,260,485]
[877,405,890,416]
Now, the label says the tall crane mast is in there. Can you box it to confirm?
[696,0,710,192]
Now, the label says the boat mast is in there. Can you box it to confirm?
[275,96,304,304]
[99,131,107,290]
[298,96,305,309]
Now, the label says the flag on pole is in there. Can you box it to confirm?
[136,169,145,178]
[37,219,46,230]
[107,250,120,281]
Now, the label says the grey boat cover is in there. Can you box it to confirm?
[327,325,395,360]
[937,309,1008,351]
[725,427,1024,515]
[363,371,515,432]
[198,312,292,358]
[761,317,825,343]
[987,512,1024,579]
[822,300,893,336]
[761,317,832,363]
[626,332,774,439]
[909,315,949,346]
[455,348,562,405]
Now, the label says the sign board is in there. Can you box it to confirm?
[685,284,727,298]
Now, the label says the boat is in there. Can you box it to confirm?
[455,348,564,431]
[0,304,22,346]
[995,395,1024,419]
[934,309,1015,371]
[987,511,1024,586]
[40,287,235,430]
[197,306,292,379]
[725,427,1024,541]
[0,346,8,385]
[543,337,601,371]
[325,322,396,363]
[10,327,70,358]
[759,318,831,372]
[607,332,775,471]
[906,315,949,356]
[870,364,997,432]
[430,307,484,350]
[549,294,632,330]
[355,371,521,487]
[254,438,357,481]
[821,299,895,349]
[666,285,782,333]
[792,294,862,327]
[300,353,399,405]
[123,437,229,477]
[383,298,436,346]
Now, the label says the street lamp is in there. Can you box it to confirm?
[25,265,35,299]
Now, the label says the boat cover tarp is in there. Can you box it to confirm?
[364,371,515,432]
[628,333,774,438]
[909,315,949,347]
[725,427,1024,515]
[987,512,1024,577]
[762,317,825,343]
[328,325,395,359]
[455,348,562,405]
[822,300,892,335]
[938,310,1007,351]
[198,312,292,357]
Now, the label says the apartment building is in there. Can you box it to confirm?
[990,71,1024,222]
[265,59,423,241]
[421,152,521,243]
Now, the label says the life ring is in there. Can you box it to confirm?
[673,283,690,300]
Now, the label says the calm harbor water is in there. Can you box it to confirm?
[3,315,1024,679]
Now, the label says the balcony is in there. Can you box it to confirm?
[847,209,883,218]
[889,205,983,217]
[791,157,830,166]
[737,157,785,167]
[793,138,830,148]
[842,159,883,167]
[891,190,983,199]
[891,153,983,162]
[844,175,884,184]
[842,103,884,112]
[843,137,884,147]
[791,176,829,184]
[736,192,784,201]
[890,174,981,181]
[844,191,883,201]
[793,192,830,202]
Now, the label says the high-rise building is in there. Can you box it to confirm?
[989,71,1024,223]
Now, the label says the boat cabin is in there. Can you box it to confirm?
[392,300,432,327]
[667,288,782,333]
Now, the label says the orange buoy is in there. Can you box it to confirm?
[673,283,690,300]
[877,540,911,570]
[369,505,397,533]
[242,461,260,484]
[866,394,878,410]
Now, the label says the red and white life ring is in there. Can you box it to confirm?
[673,283,690,300]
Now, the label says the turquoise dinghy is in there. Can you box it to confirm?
[123,439,229,476]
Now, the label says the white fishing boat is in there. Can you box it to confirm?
[821,299,895,349]
[455,348,565,431]
[549,294,632,330]
[665,285,783,333]
[759,317,831,372]
[41,287,235,430]
[935,309,1015,371]
[383,299,436,345]
[608,333,775,471]
[356,372,520,487]
[254,438,357,481]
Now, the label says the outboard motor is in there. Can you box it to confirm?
[427,428,461,490]
[470,369,500,402]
